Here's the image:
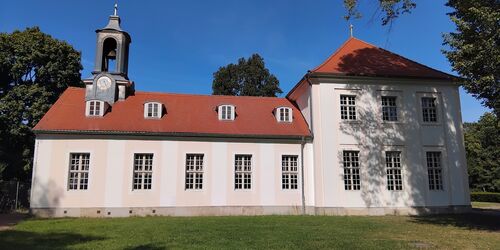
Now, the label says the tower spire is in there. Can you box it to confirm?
[349,24,354,38]
[113,2,118,16]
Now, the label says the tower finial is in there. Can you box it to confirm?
[113,2,118,16]
[349,24,354,38]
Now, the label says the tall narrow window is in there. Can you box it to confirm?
[382,96,398,121]
[426,152,443,190]
[282,155,298,190]
[234,155,252,190]
[343,151,360,190]
[185,154,204,190]
[340,95,356,120]
[276,107,293,122]
[422,97,437,122]
[144,102,162,118]
[86,100,103,116]
[218,105,235,120]
[133,154,153,190]
[68,153,90,190]
[386,151,403,191]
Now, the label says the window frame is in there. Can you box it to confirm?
[185,153,204,190]
[132,153,154,190]
[85,100,105,117]
[281,155,299,190]
[234,154,253,190]
[385,151,403,191]
[144,102,162,119]
[426,151,444,191]
[418,93,441,125]
[381,96,398,122]
[218,104,235,121]
[276,107,293,123]
[340,95,357,121]
[342,150,361,191]
[67,153,91,191]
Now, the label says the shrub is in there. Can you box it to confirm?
[470,192,500,202]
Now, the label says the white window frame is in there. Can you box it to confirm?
[67,153,90,190]
[342,150,361,190]
[426,151,444,191]
[418,93,441,125]
[218,104,235,121]
[281,155,299,190]
[385,151,403,191]
[340,95,357,121]
[185,154,204,190]
[85,100,105,117]
[234,154,252,190]
[132,153,153,190]
[144,102,162,119]
[381,96,398,122]
[276,107,293,123]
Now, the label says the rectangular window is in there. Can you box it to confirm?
[343,151,360,190]
[88,101,101,116]
[340,95,356,120]
[385,151,403,191]
[422,97,437,122]
[68,153,90,190]
[185,154,204,190]
[382,96,398,121]
[133,154,153,190]
[234,155,252,190]
[282,155,298,190]
[426,152,443,190]
[219,105,234,120]
[147,103,159,118]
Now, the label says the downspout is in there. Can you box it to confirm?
[300,136,306,215]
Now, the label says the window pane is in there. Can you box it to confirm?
[343,151,360,190]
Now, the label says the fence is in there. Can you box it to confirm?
[0,181,30,212]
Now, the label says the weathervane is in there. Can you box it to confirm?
[349,24,354,38]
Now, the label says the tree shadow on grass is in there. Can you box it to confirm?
[0,230,106,250]
[409,210,500,232]
[123,243,166,250]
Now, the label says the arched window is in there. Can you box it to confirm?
[276,107,293,122]
[218,105,235,120]
[102,38,117,72]
[144,102,163,119]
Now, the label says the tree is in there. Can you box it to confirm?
[444,0,500,116]
[212,54,282,97]
[343,0,416,25]
[0,27,82,181]
[464,112,500,192]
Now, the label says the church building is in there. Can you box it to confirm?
[30,8,470,217]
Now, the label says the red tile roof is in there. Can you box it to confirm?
[33,87,311,138]
[311,37,456,80]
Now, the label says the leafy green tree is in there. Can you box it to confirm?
[212,54,282,97]
[343,0,416,25]
[444,0,500,116]
[464,112,500,192]
[0,27,82,181]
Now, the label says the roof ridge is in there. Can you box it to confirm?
[310,37,358,72]
[133,90,289,100]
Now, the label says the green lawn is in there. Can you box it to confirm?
[1,214,499,249]
[472,201,500,208]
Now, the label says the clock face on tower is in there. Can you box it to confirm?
[97,76,112,90]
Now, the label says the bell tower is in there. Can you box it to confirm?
[84,4,133,105]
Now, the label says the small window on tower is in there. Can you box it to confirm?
[86,100,105,117]
[144,102,162,119]
[218,105,235,120]
[276,107,292,122]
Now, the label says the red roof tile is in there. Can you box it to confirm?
[311,37,456,80]
[33,87,311,138]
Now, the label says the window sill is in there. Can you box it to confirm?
[340,120,361,124]
[421,122,442,127]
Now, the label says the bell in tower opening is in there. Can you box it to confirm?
[84,3,134,105]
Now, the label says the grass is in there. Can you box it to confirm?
[0,214,499,250]
[472,201,500,208]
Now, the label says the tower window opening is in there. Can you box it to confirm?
[102,38,117,72]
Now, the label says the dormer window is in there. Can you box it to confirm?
[276,107,292,123]
[218,105,235,121]
[86,100,105,117]
[144,102,162,119]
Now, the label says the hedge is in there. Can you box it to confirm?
[470,192,500,202]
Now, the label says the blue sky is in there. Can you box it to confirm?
[0,0,490,122]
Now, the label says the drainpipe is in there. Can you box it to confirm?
[300,136,306,215]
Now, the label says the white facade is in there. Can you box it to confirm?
[30,76,471,217]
